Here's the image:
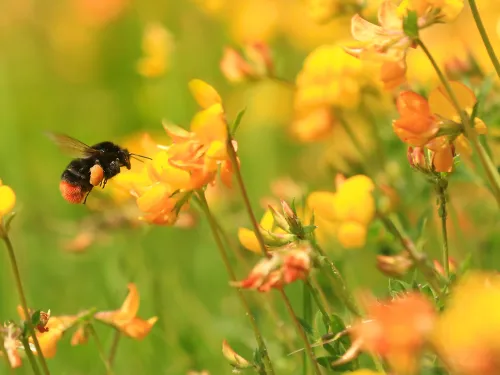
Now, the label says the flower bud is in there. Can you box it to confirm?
[268,205,290,232]
[433,257,457,277]
[260,228,296,247]
[221,340,252,369]
[377,252,414,278]
[281,200,303,236]
[407,146,428,170]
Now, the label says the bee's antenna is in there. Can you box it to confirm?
[129,153,152,160]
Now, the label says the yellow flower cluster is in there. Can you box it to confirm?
[0,179,15,221]
[114,80,235,225]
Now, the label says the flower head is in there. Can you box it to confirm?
[398,0,464,22]
[307,175,375,248]
[137,23,175,78]
[0,179,16,221]
[433,272,500,375]
[352,293,436,375]
[95,283,157,339]
[220,42,273,83]
[232,244,312,292]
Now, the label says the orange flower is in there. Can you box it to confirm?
[233,245,312,292]
[220,42,274,83]
[94,284,158,340]
[352,293,436,375]
[393,91,438,147]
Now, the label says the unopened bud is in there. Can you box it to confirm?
[377,251,414,278]
[281,200,303,236]
[433,257,457,277]
[222,340,252,369]
[260,228,296,247]
[268,205,290,232]
[71,325,90,346]
[407,147,427,170]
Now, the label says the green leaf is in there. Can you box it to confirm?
[30,310,42,326]
[458,252,473,275]
[329,314,351,348]
[389,278,411,297]
[403,11,419,38]
[302,225,317,235]
[231,108,247,135]
[252,348,263,367]
[313,310,328,336]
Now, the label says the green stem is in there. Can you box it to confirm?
[0,232,50,375]
[305,280,329,324]
[310,242,361,317]
[226,132,270,258]
[378,214,443,298]
[87,324,114,375]
[279,289,323,375]
[303,282,312,375]
[416,38,500,207]
[436,181,450,278]
[107,330,121,366]
[361,102,386,170]
[197,191,274,375]
[336,111,372,174]
[468,0,500,79]
[21,338,42,375]
[225,132,321,374]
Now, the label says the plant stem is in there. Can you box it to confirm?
[361,102,386,170]
[197,191,274,375]
[279,289,323,375]
[436,181,450,278]
[107,330,121,366]
[305,280,330,324]
[21,338,42,375]
[0,232,50,375]
[87,324,114,375]
[310,242,361,317]
[309,276,331,315]
[225,133,270,258]
[416,38,500,206]
[468,0,500,79]
[303,282,312,375]
[225,134,322,374]
[336,111,372,173]
[378,214,443,298]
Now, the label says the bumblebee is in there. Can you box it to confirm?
[47,133,150,204]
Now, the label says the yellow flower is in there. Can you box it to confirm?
[307,175,375,248]
[238,210,276,254]
[95,284,158,340]
[295,44,368,111]
[291,107,335,142]
[0,179,16,221]
[305,0,340,24]
[398,0,464,22]
[137,23,175,78]
[433,272,500,375]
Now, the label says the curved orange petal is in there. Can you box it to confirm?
[122,317,158,339]
[432,146,454,172]
[119,283,140,320]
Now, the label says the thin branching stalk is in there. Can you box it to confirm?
[310,241,361,317]
[225,134,270,258]
[225,135,322,374]
[305,280,329,325]
[309,276,331,315]
[468,0,500,79]
[416,38,500,206]
[0,232,50,375]
[197,191,274,375]
[336,112,372,173]
[303,283,312,375]
[279,289,323,375]
[108,330,121,367]
[21,338,42,375]
[87,324,115,375]
[436,181,450,278]
[378,214,443,298]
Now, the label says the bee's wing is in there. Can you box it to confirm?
[46,132,100,158]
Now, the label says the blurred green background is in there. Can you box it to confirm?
[1,0,500,374]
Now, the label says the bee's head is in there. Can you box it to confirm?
[118,148,131,170]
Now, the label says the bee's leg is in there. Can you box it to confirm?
[102,179,108,189]
[83,191,91,205]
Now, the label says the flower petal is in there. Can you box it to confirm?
[306,191,338,221]
[238,227,263,254]
[337,221,367,248]
[119,284,140,321]
[429,82,476,120]
[0,185,16,217]
[188,79,222,109]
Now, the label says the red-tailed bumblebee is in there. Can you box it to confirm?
[47,133,150,204]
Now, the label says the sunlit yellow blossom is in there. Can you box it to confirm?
[137,23,175,78]
[295,44,367,110]
[95,283,158,339]
[306,0,339,24]
[291,107,335,142]
[433,272,500,375]
[398,0,464,22]
[307,175,375,248]
[0,179,15,220]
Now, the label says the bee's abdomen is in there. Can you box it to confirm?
[59,181,89,204]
